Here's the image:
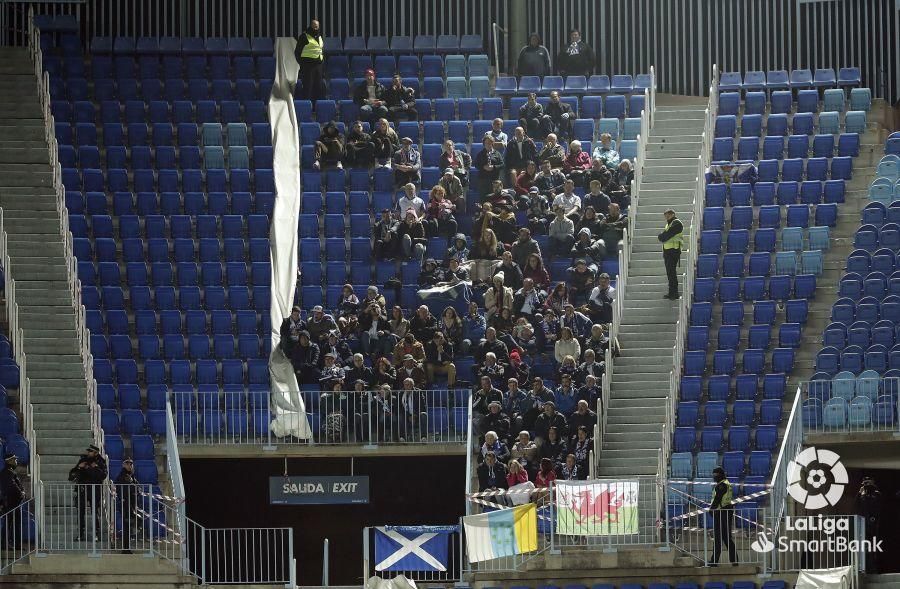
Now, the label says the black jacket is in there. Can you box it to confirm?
[0,467,25,510]
[477,461,509,491]
[294,29,324,63]
[114,468,140,509]
[353,80,386,107]
[658,218,684,244]
[534,411,569,441]
[280,317,306,356]
[546,100,574,125]
[517,45,552,77]
[69,454,108,484]
[556,40,594,76]
[344,364,375,388]
[424,339,455,364]
[504,138,538,172]
[383,84,416,109]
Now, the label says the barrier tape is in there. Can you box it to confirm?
[138,489,186,504]
[667,479,773,487]
[467,486,549,498]
[134,506,184,542]
[670,488,772,522]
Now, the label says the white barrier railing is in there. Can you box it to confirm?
[595,66,655,470]
[664,64,719,476]
[769,389,803,525]
[173,389,469,447]
[0,498,35,572]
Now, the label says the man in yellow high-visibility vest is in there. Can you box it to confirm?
[709,466,737,566]
[294,19,325,102]
[657,208,684,300]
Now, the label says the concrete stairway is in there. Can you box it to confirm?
[0,49,95,481]
[597,104,708,480]
[0,554,195,589]
[864,573,900,589]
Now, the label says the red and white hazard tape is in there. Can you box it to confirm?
[134,506,184,541]
[670,488,772,522]
[138,489,186,504]
[467,486,549,498]
[666,479,773,487]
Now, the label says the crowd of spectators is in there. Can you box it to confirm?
[291,47,631,450]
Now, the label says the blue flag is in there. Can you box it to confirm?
[374,526,457,572]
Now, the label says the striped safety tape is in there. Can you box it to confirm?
[670,489,772,522]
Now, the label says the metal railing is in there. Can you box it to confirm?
[769,390,803,523]
[800,377,900,435]
[665,64,720,475]
[0,499,35,573]
[174,389,470,447]
[596,65,656,468]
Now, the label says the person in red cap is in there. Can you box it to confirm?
[353,69,388,123]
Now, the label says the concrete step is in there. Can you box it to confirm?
[22,362,84,381]
[596,463,660,476]
[0,164,53,187]
[33,412,92,429]
[36,436,95,455]
[0,146,50,164]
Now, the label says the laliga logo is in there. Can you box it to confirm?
[787,447,848,510]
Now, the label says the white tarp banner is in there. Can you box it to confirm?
[267,37,311,439]
[795,566,853,589]
[365,574,418,589]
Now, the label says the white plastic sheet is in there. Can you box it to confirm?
[267,37,311,439]
[795,566,853,589]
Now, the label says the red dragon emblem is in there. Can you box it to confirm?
[569,489,625,525]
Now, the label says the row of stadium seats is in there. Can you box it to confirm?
[688,324,802,352]
[326,53,488,79]
[719,68,861,91]
[78,260,270,289]
[699,251,823,278]
[49,54,275,81]
[680,373,787,402]
[57,121,270,148]
[816,343,900,375]
[494,73,651,96]
[696,224,834,255]
[61,144,269,172]
[85,284,266,312]
[719,88,871,115]
[94,357,268,387]
[50,77,274,104]
[67,190,274,218]
[62,167,273,194]
[705,180,846,206]
[683,348,795,376]
[89,36,274,55]
[691,299,811,329]
[839,271,900,300]
[671,449,774,480]
[92,333,269,361]
[713,137,859,163]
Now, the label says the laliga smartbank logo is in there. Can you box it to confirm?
[750,447,882,555]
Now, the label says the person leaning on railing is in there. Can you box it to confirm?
[69,444,107,542]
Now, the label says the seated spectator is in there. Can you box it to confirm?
[576,205,604,237]
[583,323,610,362]
[280,306,305,361]
[569,403,597,442]
[512,322,538,358]
[372,118,399,166]
[506,459,529,488]
[359,303,393,359]
[473,377,504,432]
[474,135,504,196]
[319,351,345,383]
[596,202,627,253]
[446,234,470,264]
[395,354,426,389]
[399,378,428,441]
[557,354,577,382]
[491,307,515,335]
[383,73,417,122]
[510,430,538,475]
[538,431,566,473]
[388,306,409,340]
[534,159,565,199]
[493,251,523,291]
[515,160,539,196]
[544,284,569,316]
[483,401,511,442]
[323,328,353,366]
[612,159,634,201]
[337,284,360,318]
[313,121,344,170]
[516,33,552,78]
[372,385,402,442]
[506,379,538,432]
[577,374,601,408]
[424,185,457,238]
[571,426,592,478]
[393,137,421,186]
[471,226,503,261]
[477,326,510,364]
[513,277,545,320]
[548,207,576,257]
[360,285,386,311]
[477,351,507,387]
[570,230,605,272]
[567,259,596,306]
[535,457,558,487]
[510,227,541,270]
[483,179,516,210]
[307,305,338,344]
[518,92,550,139]
[560,303,592,339]
[554,373,578,415]
[558,453,581,480]
[439,306,464,350]
[582,181,612,217]
[484,118,508,151]
[534,401,568,444]
[425,331,456,388]
[354,69,388,123]
[418,258,443,288]
[373,357,397,388]
[525,187,550,235]
[345,353,375,388]
[344,120,375,168]
[546,91,575,140]
[554,327,581,366]
[477,451,509,492]
[584,158,612,191]
[439,168,466,213]
[587,273,615,324]
[292,330,320,383]
[396,209,426,261]
[508,348,531,384]
[537,133,565,169]
[410,305,439,342]
[592,132,620,169]
[562,140,592,185]
[397,182,425,217]
[438,139,471,187]
[439,257,469,284]
[553,179,582,223]
[482,431,511,464]
[485,273,514,323]
[575,348,604,386]
[462,302,486,355]
[392,333,425,366]
[505,129,538,187]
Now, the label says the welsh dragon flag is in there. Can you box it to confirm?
[555,480,639,536]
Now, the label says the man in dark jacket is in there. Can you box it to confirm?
[383,73,418,122]
[280,306,305,360]
[424,332,457,388]
[293,331,321,383]
[556,28,594,77]
[534,160,565,199]
[70,445,108,542]
[545,91,575,141]
[473,136,504,197]
[114,457,140,553]
[477,451,509,493]
[353,69,388,123]
[397,210,427,261]
[516,33,552,77]
[294,20,325,101]
[519,93,552,140]
[510,228,542,271]
[0,452,26,547]
[534,401,568,444]
[410,305,439,343]
[476,327,510,364]
[658,208,684,300]
[373,209,399,260]
[504,127,538,187]
[492,251,523,292]
[513,278,545,319]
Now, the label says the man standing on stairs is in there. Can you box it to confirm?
[70,445,108,542]
[709,466,737,566]
[658,209,684,300]
[114,458,140,554]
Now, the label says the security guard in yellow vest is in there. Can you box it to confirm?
[657,208,684,300]
[295,19,325,102]
[710,466,737,566]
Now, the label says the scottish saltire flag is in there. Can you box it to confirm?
[374,526,456,572]
[463,503,538,563]
[555,480,639,536]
